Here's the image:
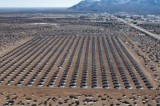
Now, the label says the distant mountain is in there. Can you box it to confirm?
[70,0,160,14]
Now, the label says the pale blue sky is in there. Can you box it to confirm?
[0,0,82,7]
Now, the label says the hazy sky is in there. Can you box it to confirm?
[0,0,82,7]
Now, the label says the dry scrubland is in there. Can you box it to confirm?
[138,23,160,35]
[0,12,160,105]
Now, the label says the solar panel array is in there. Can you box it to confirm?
[0,35,156,89]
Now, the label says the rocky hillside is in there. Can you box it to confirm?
[70,0,160,14]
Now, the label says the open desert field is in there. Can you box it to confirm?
[0,10,160,105]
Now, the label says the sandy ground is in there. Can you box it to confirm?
[0,37,33,56]
[0,86,159,105]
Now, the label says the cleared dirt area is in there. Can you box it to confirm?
[0,86,160,106]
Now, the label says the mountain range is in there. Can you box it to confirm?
[70,0,160,14]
